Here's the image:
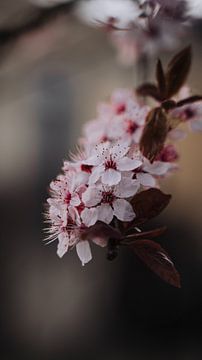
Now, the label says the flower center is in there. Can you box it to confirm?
[116,103,126,114]
[105,155,117,170]
[76,203,85,214]
[102,191,115,205]
[101,135,109,142]
[81,164,93,174]
[65,192,72,204]
[125,119,138,134]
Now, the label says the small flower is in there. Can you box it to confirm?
[83,141,142,186]
[156,144,179,163]
[109,102,150,144]
[82,176,139,224]
[182,102,202,131]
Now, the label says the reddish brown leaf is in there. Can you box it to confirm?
[177,95,202,107]
[130,188,171,226]
[156,59,166,98]
[131,240,181,288]
[123,226,167,244]
[166,46,192,98]
[136,83,161,101]
[140,107,169,162]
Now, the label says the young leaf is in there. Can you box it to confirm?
[177,95,202,107]
[140,107,169,161]
[166,46,192,98]
[136,83,161,101]
[130,188,171,226]
[131,240,181,288]
[156,59,166,98]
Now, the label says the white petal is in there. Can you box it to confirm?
[89,165,104,185]
[92,237,107,248]
[190,119,202,132]
[144,161,171,176]
[81,207,98,227]
[69,206,81,226]
[113,199,135,221]
[82,186,102,207]
[132,127,143,143]
[97,204,114,224]
[76,241,92,266]
[117,157,142,171]
[114,177,140,198]
[168,129,187,141]
[113,199,135,222]
[110,142,130,158]
[136,173,156,187]
[57,233,69,258]
[70,193,81,207]
[102,169,121,186]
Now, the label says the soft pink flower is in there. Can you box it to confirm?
[83,141,142,186]
[82,176,138,224]
[170,101,202,132]
[109,102,150,144]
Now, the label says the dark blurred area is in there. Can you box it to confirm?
[0,1,202,359]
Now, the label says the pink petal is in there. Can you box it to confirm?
[117,157,142,171]
[113,199,135,222]
[102,169,121,186]
[76,241,92,266]
[190,119,202,132]
[70,193,81,207]
[89,165,104,185]
[110,142,130,158]
[81,207,98,227]
[97,204,114,224]
[92,237,107,248]
[57,233,69,258]
[132,127,143,143]
[136,173,156,187]
[114,177,139,198]
[82,186,102,207]
[168,129,187,141]
[144,161,171,176]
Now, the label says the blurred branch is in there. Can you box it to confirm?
[0,1,78,47]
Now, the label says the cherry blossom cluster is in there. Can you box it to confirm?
[45,84,202,267]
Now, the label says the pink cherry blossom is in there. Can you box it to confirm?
[82,176,138,224]
[108,102,150,144]
[169,100,202,134]
[83,141,142,186]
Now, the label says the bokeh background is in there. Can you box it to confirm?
[0,1,202,359]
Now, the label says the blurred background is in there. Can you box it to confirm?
[0,1,202,359]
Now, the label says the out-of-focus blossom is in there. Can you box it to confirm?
[170,101,202,132]
[110,0,188,65]
[186,0,202,19]
[74,0,142,28]
[82,88,150,147]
